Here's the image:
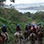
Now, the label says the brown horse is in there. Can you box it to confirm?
[14,32,23,44]
[24,30,29,40]
[1,33,8,44]
[38,31,43,44]
[0,36,4,44]
[30,33,36,44]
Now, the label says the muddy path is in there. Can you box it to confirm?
[12,39,44,44]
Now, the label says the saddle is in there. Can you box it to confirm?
[1,33,8,41]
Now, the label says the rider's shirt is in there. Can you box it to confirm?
[25,26,28,30]
[16,27,21,32]
[31,26,33,31]
[2,27,7,32]
[39,25,43,31]
[28,26,31,30]
[33,28,36,33]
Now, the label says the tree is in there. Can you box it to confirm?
[10,0,15,2]
[24,12,31,17]
[0,0,6,8]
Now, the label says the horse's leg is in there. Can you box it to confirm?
[20,38,21,44]
[31,40,33,44]
[38,40,40,44]
[5,41,7,44]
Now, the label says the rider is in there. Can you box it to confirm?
[16,24,23,39]
[24,24,29,39]
[25,24,28,31]
[37,23,39,29]
[31,24,36,34]
[36,24,40,32]
[38,22,43,32]
[28,23,31,30]
[33,25,36,34]
[16,24,21,32]
[1,25,9,40]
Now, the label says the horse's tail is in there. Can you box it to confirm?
[32,34,34,41]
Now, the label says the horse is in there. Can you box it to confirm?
[24,30,29,40]
[14,32,23,44]
[0,36,4,44]
[30,33,36,44]
[1,33,8,44]
[38,30,43,44]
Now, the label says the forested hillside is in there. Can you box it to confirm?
[0,8,44,44]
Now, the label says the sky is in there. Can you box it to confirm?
[5,0,44,5]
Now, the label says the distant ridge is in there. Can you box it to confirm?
[5,3,44,10]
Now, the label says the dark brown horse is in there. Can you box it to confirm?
[0,36,4,44]
[30,33,36,44]
[14,32,23,44]
[38,31,43,44]
[1,33,8,44]
[24,30,29,40]
[2,33,8,41]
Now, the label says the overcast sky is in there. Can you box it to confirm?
[5,0,44,5]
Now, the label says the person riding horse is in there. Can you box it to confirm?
[39,22,43,31]
[30,25,36,34]
[28,23,31,31]
[14,24,23,42]
[30,25,37,40]
[33,25,36,34]
[28,23,31,35]
[37,30,43,44]
[30,25,37,44]
[37,22,43,32]
[16,24,23,39]
[24,24,29,39]
[1,25,9,41]
[0,26,5,44]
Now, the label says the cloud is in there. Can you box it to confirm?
[15,0,44,4]
[5,0,44,5]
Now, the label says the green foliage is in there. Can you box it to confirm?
[0,8,44,44]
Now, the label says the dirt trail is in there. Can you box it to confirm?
[27,40,44,44]
[12,40,44,44]
[32,20,37,28]
[12,20,44,44]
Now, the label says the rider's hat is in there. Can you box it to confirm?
[25,24,27,26]
[39,22,41,25]
[3,25,5,27]
[17,24,19,27]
